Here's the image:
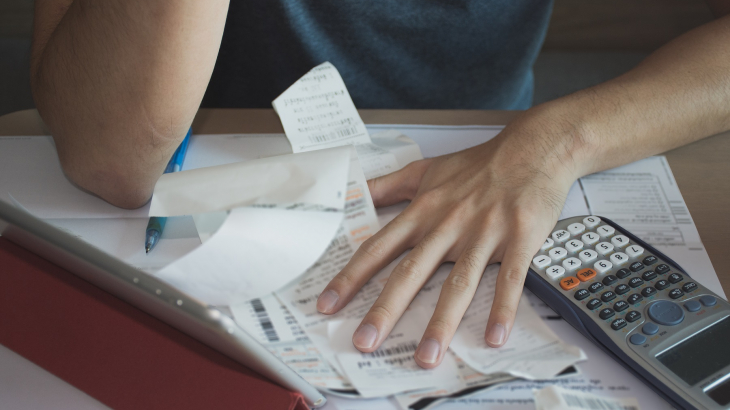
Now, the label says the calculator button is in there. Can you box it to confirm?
[628,278,644,288]
[642,323,659,335]
[599,308,615,320]
[551,230,571,243]
[700,295,717,306]
[586,299,602,310]
[588,282,604,293]
[597,225,615,238]
[684,300,701,312]
[581,232,600,246]
[643,255,658,265]
[548,247,568,261]
[648,300,684,325]
[641,271,657,281]
[533,255,552,269]
[594,260,613,274]
[668,273,683,284]
[655,264,670,274]
[615,284,631,295]
[668,288,684,299]
[629,262,645,273]
[625,311,642,323]
[681,282,698,293]
[655,280,670,290]
[541,237,555,251]
[546,265,566,280]
[611,318,627,330]
[627,294,644,305]
[641,287,657,298]
[567,223,586,235]
[560,276,580,290]
[576,268,597,282]
[616,268,631,279]
[574,289,590,301]
[562,257,582,272]
[578,249,598,263]
[625,245,643,259]
[611,235,630,248]
[614,300,629,312]
[565,240,584,253]
[602,275,618,286]
[583,216,601,228]
[596,242,615,256]
[601,291,617,302]
[629,333,647,345]
[610,252,629,266]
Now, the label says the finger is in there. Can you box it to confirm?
[353,228,458,352]
[415,238,495,368]
[484,236,541,347]
[316,211,419,315]
[367,159,432,207]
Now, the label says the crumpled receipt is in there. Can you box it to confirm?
[150,146,352,306]
[534,385,641,410]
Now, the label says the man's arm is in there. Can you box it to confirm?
[318,7,730,367]
[31,0,229,208]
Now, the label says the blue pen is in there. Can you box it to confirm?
[145,127,192,253]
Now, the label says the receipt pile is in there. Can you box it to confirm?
[208,62,584,408]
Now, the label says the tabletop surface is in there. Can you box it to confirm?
[1,108,728,295]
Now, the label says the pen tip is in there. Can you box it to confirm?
[145,246,150,254]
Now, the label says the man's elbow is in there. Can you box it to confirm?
[57,149,156,210]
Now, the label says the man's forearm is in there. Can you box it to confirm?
[31,0,229,208]
[524,13,730,179]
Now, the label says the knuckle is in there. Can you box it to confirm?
[500,265,527,287]
[368,303,395,323]
[445,270,474,294]
[391,258,422,284]
[360,236,387,259]
[491,300,517,320]
[428,317,455,335]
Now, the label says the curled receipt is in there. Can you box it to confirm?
[151,146,352,306]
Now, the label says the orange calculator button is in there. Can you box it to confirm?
[560,276,580,290]
[577,268,597,282]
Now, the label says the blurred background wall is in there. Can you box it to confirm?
[0,0,715,117]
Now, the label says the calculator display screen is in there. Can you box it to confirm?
[657,317,730,386]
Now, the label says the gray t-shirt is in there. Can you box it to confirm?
[202,1,553,110]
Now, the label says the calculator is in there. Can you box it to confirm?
[526,215,730,410]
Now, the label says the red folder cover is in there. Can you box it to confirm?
[0,238,308,410]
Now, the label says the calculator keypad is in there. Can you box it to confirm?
[531,215,702,337]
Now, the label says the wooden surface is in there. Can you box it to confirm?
[1,108,728,295]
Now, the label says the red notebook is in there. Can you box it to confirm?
[0,238,308,410]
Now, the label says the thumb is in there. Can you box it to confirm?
[367,159,433,207]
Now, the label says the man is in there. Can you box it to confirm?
[30,1,730,369]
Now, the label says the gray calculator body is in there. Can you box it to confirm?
[526,215,730,410]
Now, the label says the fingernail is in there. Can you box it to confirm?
[353,323,378,350]
[416,338,441,364]
[317,290,339,313]
[486,323,506,346]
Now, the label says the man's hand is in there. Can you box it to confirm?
[316,118,581,368]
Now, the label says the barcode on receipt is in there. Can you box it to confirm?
[307,126,360,144]
[363,341,418,359]
[250,298,280,343]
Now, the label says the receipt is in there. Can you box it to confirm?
[534,385,640,410]
[231,294,351,389]
[328,308,461,398]
[273,62,372,153]
[151,146,353,306]
[444,267,586,379]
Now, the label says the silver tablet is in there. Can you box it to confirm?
[0,199,326,408]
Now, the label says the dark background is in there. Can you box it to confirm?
[0,0,715,117]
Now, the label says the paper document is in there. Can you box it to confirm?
[533,385,640,410]
[273,62,372,152]
[328,308,461,398]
